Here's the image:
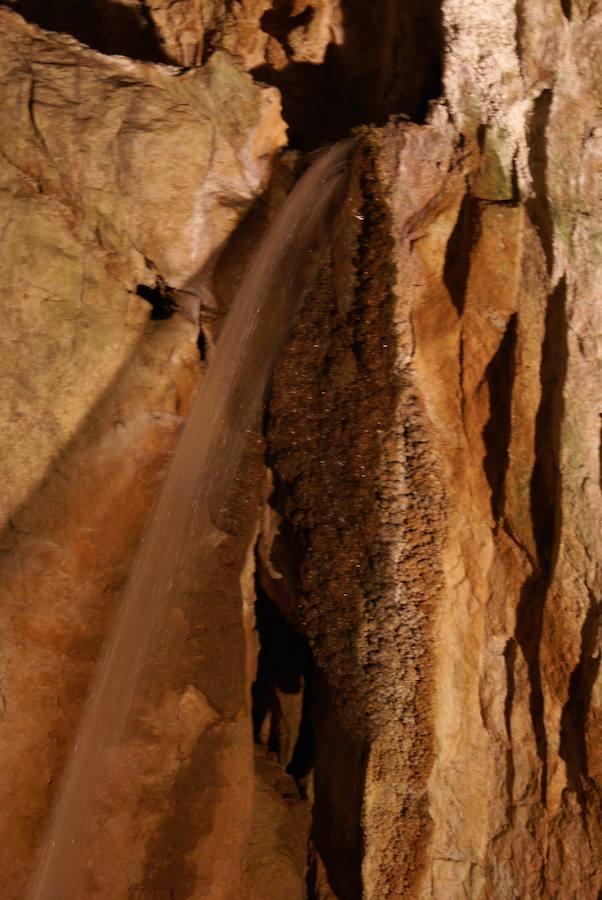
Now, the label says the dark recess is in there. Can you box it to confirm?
[252,482,367,900]
[443,192,481,317]
[483,313,518,521]
[514,275,568,804]
[2,0,171,62]
[526,89,554,275]
[252,0,443,149]
[511,87,566,808]
[514,0,525,72]
[8,0,443,149]
[251,565,314,787]
[503,639,517,817]
[310,671,367,900]
[559,596,601,806]
[530,276,567,577]
[197,324,207,362]
[136,282,177,320]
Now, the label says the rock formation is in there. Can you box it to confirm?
[0,1,599,898]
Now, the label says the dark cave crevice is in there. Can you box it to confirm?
[514,275,568,805]
[196,325,207,362]
[2,0,172,62]
[135,281,177,320]
[200,25,221,65]
[526,89,554,275]
[260,0,316,59]
[515,576,549,803]
[559,595,601,806]
[530,275,567,576]
[8,0,443,149]
[251,543,314,788]
[514,0,525,70]
[443,192,481,317]
[252,491,367,899]
[310,670,367,900]
[252,0,443,150]
[504,639,517,819]
[483,312,517,521]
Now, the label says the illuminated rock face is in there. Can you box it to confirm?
[0,10,286,898]
[0,2,600,898]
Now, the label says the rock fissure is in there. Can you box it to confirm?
[483,311,518,522]
[559,595,601,807]
[135,281,178,320]
[527,89,554,276]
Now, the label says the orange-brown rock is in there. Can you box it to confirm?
[0,9,289,898]
[0,0,600,898]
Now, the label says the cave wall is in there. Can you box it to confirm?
[262,0,601,892]
[422,2,602,893]
[0,10,292,898]
[0,1,600,898]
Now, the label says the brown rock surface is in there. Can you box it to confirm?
[266,104,600,897]
[0,9,287,898]
[0,0,600,898]
[264,1,601,888]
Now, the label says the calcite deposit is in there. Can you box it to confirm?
[0,0,599,898]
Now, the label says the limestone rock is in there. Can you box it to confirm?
[0,0,600,897]
[265,5,601,885]
[0,9,285,897]
[0,7,285,532]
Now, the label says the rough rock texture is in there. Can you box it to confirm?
[0,0,443,148]
[266,132,446,897]
[420,2,602,894]
[0,8,285,529]
[264,3,601,895]
[266,105,600,898]
[0,0,600,898]
[0,9,288,898]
